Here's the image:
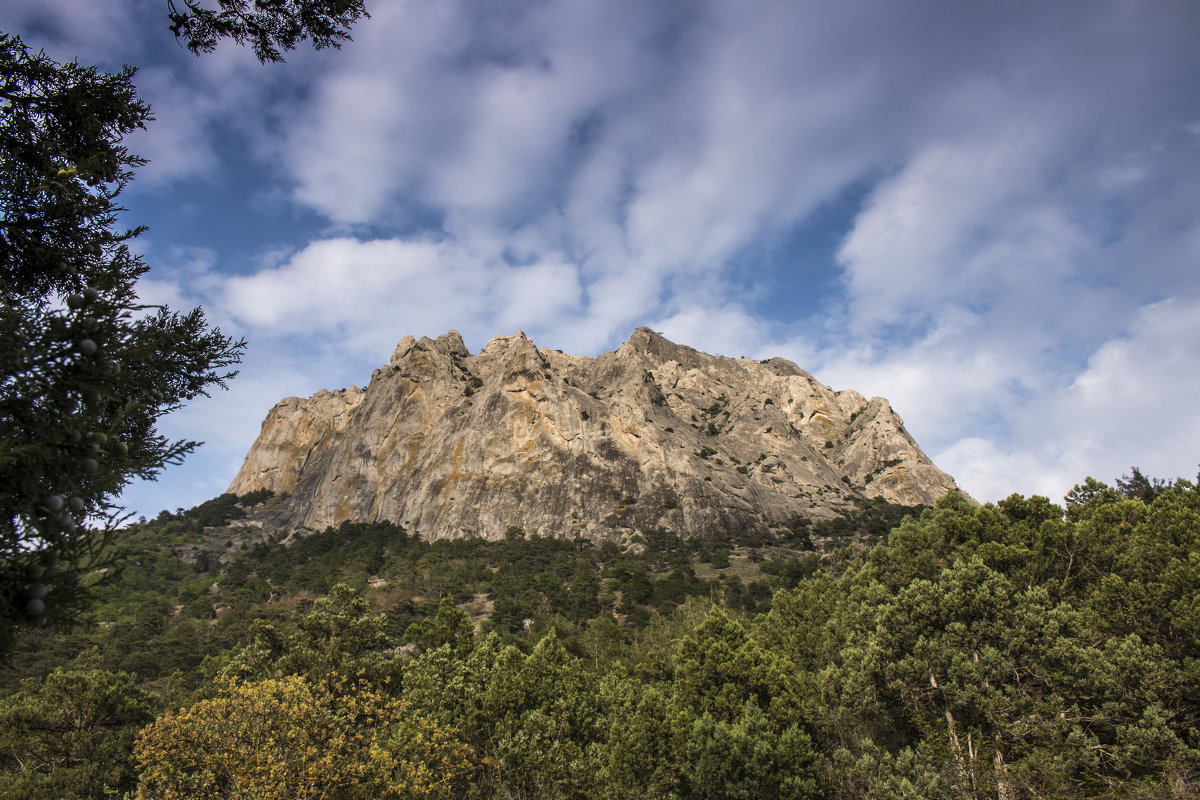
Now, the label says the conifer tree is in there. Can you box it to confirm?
[0,34,243,652]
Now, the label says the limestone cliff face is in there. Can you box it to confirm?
[228,328,965,541]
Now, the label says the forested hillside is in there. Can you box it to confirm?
[1,470,1197,799]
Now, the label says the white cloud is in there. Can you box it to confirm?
[835,125,1092,333]
[214,236,615,360]
[285,71,427,224]
[1052,298,1200,479]
[494,260,583,333]
[122,66,224,187]
[427,66,577,214]
[256,1,1200,498]
[217,238,485,353]
[652,305,775,361]
[932,298,1200,502]
[2,0,137,63]
[134,246,220,312]
[934,437,1073,505]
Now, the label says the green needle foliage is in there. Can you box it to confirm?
[0,656,158,800]
[167,0,370,63]
[0,34,244,654]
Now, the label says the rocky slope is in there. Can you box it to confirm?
[228,328,964,541]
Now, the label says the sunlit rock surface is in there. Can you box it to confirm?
[229,328,964,540]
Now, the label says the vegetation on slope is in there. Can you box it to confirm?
[0,469,1197,799]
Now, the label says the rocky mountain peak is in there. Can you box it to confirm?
[618,326,705,367]
[229,329,965,541]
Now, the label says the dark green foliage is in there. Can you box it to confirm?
[237,487,274,506]
[0,655,158,799]
[811,495,924,547]
[154,490,273,529]
[167,0,370,64]
[774,553,819,582]
[0,35,243,654]
[405,596,475,656]
[599,607,824,800]
[763,474,1200,798]
[1115,465,1172,504]
[219,583,399,687]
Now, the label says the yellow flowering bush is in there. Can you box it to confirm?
[133,674,474,799]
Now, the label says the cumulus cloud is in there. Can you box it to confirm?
[212,237,601,360]
[932,298,1200,502]
[934,438,1072,505]
[1051,298,1200,480]
[493,259,583,333]
[217,238,485,353]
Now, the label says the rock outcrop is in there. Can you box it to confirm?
[228,328,964,541]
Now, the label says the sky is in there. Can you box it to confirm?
[9,0,1200,517]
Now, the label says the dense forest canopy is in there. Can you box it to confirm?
[0,468,1196,799]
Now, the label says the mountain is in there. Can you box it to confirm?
[228,328,963,541]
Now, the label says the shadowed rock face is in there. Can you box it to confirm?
[228,328,965,541]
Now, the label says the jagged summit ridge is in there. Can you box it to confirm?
[229,328,964,541]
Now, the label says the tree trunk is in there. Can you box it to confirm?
[931,672,973,799]
[994,732,1013,800]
